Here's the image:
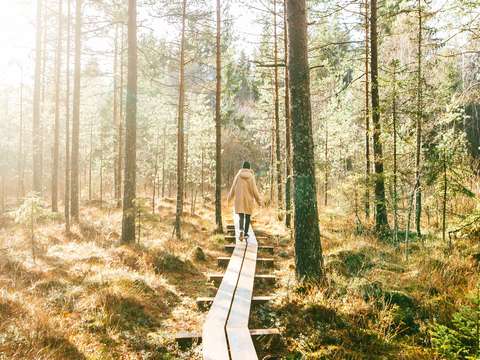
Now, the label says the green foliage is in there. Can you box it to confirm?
[14,193,49,226]
[431,290,480,359]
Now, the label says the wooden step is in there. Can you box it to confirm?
[224,243,274,254]
[208,273,276,286]
[175,328,280,348]
[203,241,247,358]
[227,242,258,358]
[197,295,273,309]
[225,235,268,242]
[226,224,257,229]
[217,256,274,268]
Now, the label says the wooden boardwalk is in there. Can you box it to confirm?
[202,214,260,360]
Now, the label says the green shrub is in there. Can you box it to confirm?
[431,292,480,359]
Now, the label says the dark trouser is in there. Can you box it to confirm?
[239,213,251,235]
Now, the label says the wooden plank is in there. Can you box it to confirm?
[197,295,273,308]
[225,235,268,243]
[227,241,258,359]
[224,243,274,254]
[218,256,273,268]
[202,213,268,359]
[249,328,280,336]
[208,273,276,286]
[201,241,246,360]
[175,328,280,346]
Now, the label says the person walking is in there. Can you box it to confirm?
[227,161,263,241]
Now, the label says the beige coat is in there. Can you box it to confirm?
[227,169,262,215]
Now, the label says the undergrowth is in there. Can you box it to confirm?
[0,197,478,359]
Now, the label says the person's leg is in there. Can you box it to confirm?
[245,214,251,235]
[239,213,244,232]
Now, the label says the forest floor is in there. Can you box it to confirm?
[0,197,479,359]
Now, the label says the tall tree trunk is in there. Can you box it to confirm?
[17,67,25,203]
[71,0,82,221]
[214,0,223,233]
[273,0,282,213]
[270,116,275,204]
[117,25,125,208]
[174,0,187,239]
[88,120,93,201]
[283,0,292,228]
[161,126,166,198]
[324,117,328,207]
[184,117,189,201]
[364,0,371,220]
[442,150,447,243]
[32,0,43,194]
[370,0,389,233]
[415,0,423,237]
[152,128,160,213]
[287,0,324,281]
[52,0,63,212]
[121,0,138,244]
[99,121,104,205]
[392,60,398,244]
[65,0,71,232]
[113,23,120,204]
[39,0,48,194]
[201,144,205,201]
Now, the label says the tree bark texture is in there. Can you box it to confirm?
[71,0,82,221]
[370,0,389,232]
[121,0,138,244]
[174,0,187,239]
[286,0,324,281]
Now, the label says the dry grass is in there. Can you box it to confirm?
[249,202,479,359]
[0,197,227,359]
[0,195,478,359]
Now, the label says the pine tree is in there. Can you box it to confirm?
[71,0,82,221]
[283,0,292,228]
[32,0,43,194]
[370,0,389,233]
[214,0,223,234]
[174,0,187,239]
[121,0,138,244]
[65,0,72,232]
[51,0,63,212]
[286,0,324,281]
[273,0,282,214]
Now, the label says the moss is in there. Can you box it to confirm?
[304,303,346,328]
[152,250,197,274]
[470,252,480,265]
[324,258,348,276]
[279,236,291,246]
[191,246,206,261]
[83,291,156,332]
[384,291,417,330]
[210,234,225,244]
[356,280,418,333]
[115,278,156,297]
[111,246,143,271]
[327,249,373,277]
[357,280,384,302]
